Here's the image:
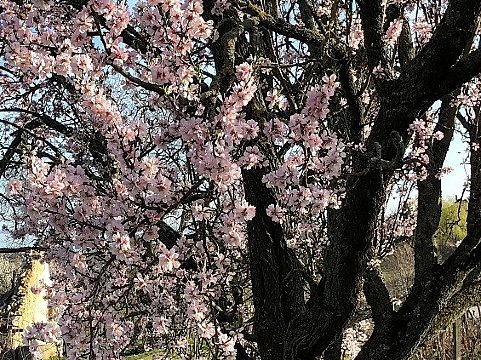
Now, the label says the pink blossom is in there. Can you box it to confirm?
[433,131,444,141]
[266,204,285,223]
[72,253,87,270]
[143,226,159,240]
[235,62,253,82]
[348,18,364,50]
[385,19,403,46]
[7,179,22,195]
[211,0,231,15]
[192,203,211,220]
[234,201,256,221]
[158,248,181,272]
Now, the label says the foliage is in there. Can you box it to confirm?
[435,200,468,250]
[0,0,481,360]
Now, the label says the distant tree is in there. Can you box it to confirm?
[1,0,481,360]
[435,200,468,260]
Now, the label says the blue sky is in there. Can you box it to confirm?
[442,130,470,199]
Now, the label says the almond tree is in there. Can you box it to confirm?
[1,0,481,359]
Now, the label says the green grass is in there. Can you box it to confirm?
[49,350,162,360]
[125,350,162,360]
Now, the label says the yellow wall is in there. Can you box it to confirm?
[11,256,57,359]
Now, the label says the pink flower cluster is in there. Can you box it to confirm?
[385,19,403,46]
[260,75,346,256]
[348,17,364,50]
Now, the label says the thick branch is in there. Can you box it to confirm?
[433,280,481,330]
[368,0,481,163]
[357,0,386,71]
[363,268,393,324]
[338,57,363,142]
[288,4,481,358]
[239,1,327,48]
[439,47,481,100]
[283,170,386,359]
[399,0,481,102]
[398,17,415,70]
[243,167,288,360]
[413,94,457,288]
